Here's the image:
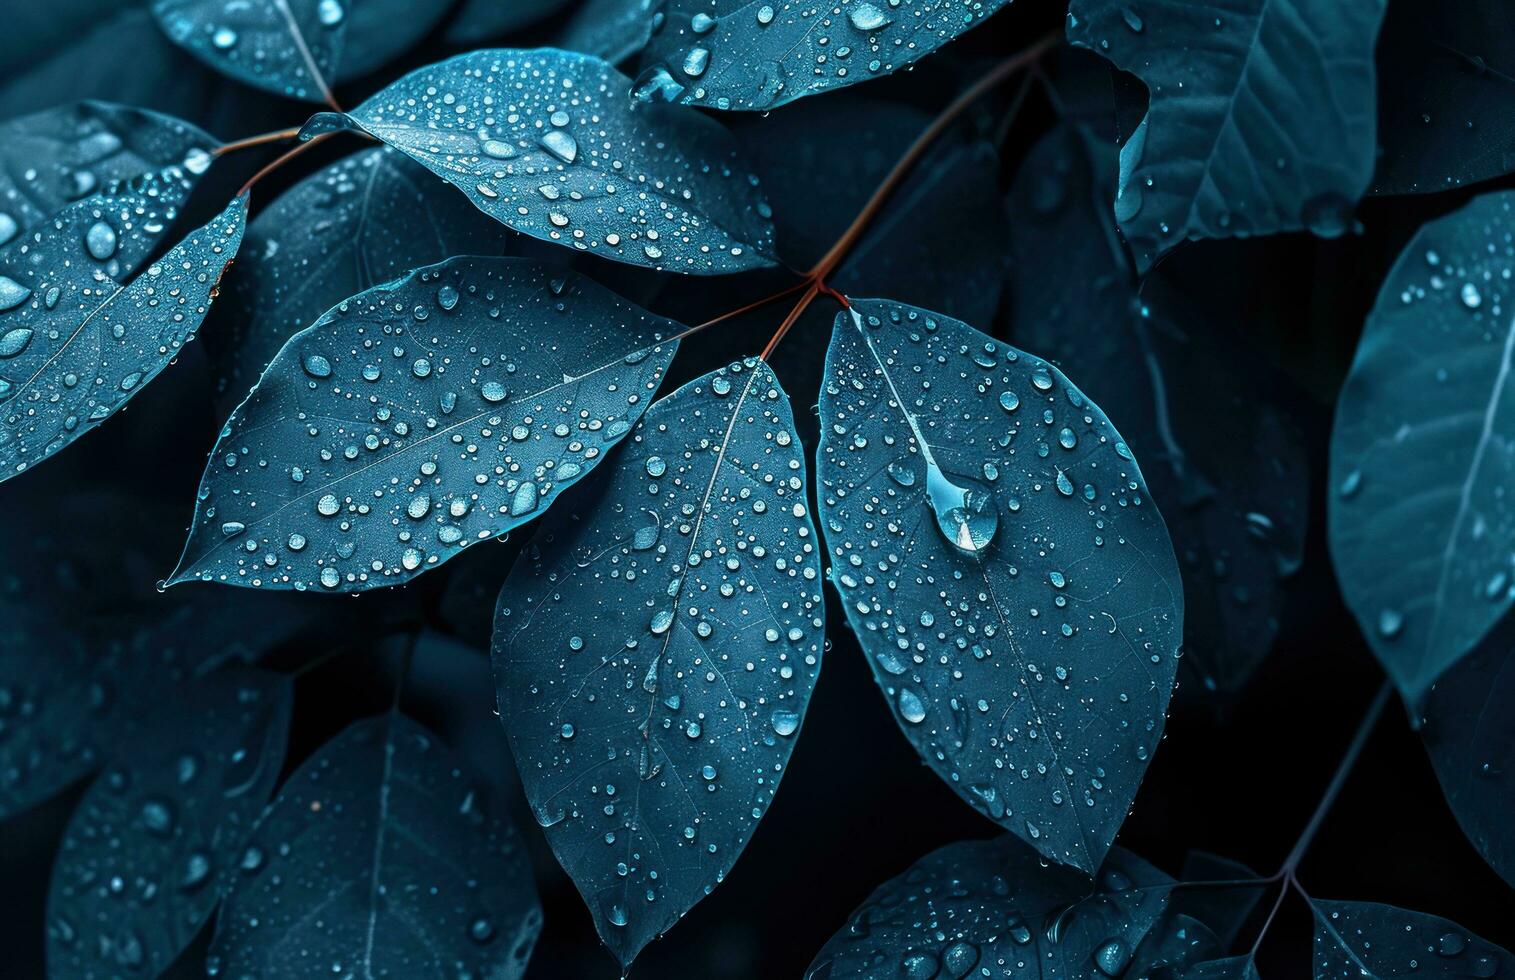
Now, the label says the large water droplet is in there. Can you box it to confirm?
[926,464,997,558]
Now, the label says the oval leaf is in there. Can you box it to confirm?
[806,837,1171,979]
[635,0,1011,111]
[1329,190,1515,705]
[342,48,777,273]
[1309,899,1514,978]
[170,256,679,592]
[816,298,1184,872]
[211,714,542,978]
[494,358,824,968]
[0,194,246,482]
[1067,0,1387,272]
[0,101,214,273]
[1421,643,1515,888]
[212,146,508,412]
[46,668,292,980]
[151,0,452,102]
[1009,125,1307,695]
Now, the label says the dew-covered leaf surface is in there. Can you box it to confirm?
[635,0,1012,112]
[211,146,508,414]
[816,298,1184,872]
[1309,899,1515,979]
[0,194,246,483]
[151,0,453,101]
[45,668,291,980]
[1372,1,1515,195]
[210,713,542,979]
[1067,0,1387,272]
[1329,190,1515,706]
[0,101,215,273]
[494,357,824,968]
[1009,125,1307,696]
[804,837,1172,979]
[560,0,662,65]
[1421,644,1515,889]
[171,256,678,592]
[343,48,777,273]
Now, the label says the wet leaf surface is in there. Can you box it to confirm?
[1309,899,1514,979]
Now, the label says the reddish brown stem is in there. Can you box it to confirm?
[214,127,304,157]
[759,282,821,362]
[236,131,337,196]
[677,280,809,343]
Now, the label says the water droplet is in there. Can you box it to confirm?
[0,276,33,311]
[848,2,891,30]
[539,130,578,164]
[85,220,117,260]
[927,465,997,557]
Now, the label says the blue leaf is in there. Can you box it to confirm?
[1009,125,1307,696]
[1373,1,1515,195]
[170,256,679,592]
[151,0,453,102]
[493,357,824,968]
[1329,190,1515,705]
[0,101,215,274]
[445,0,574,45]
[816,299,1184,872]
[1173,851,1266,950]
[1067,0,1387,272]
[211,714,542,978]
[560,0,662,65]
[1309,899,1514,978]
[633,0,1012,111]
[46,667,292,980]
[805,837,1172,979]
[210,146,509,414]
[1421,643,1515,888]
[0,194,246,483]
[340,48,777,273]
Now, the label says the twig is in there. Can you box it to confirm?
[215,126,303,157]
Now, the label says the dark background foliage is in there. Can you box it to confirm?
[2,0,1512,977]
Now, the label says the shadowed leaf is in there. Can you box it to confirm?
[494,357,823,968]
[816,298,1183,872]
[1067,0,1387,272]
[1309,899,1514,978]
[45,668,291,980]
[560,0,661,65]
[340,48,777,273]
[1329,190,1515,706]
[171,256,679,592]
[211,714,542,978]
[446,0,573,45]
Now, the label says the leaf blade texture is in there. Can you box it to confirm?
[171,255,679,592]
[210,146,508,413]
[1309,899,1514,978]
[45,668,292,980]
[1329,190,1515,705]
[343,48,777,273]
[805,837,1172,979]
[151,0,453,102]
[210,714,542,979]
[0,194,246,482]
[1067,0,1387,272]
[635,0,1012,111]
[1009,124,1307,696]
[816,298,1184,872]
[560,0,662,66]
[494,357,824,968]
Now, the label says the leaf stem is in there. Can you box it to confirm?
[236,131,338,196]
[759,282,821,361]
[272,0,343,111]
[214,127,304,157]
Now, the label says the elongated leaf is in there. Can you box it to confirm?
[46,668,291,980]
[560,0,660,65]
[816,299,1184,872]
[170,256,678,592]
[635,0,1011,112]
[211,146,508,413]
[494,357,823,968]
[806,838,1172,979]
[341,48,777,273]
[1421,644,1515,888]
[151,0,452,102]
[1373,1,1515,195]
[1329,190,1515,705]
[1067,0,1387,272]
[211,714,542,978]
[1309,899,1514,979]
[1010,125,1307,695]
[0,101,214,274]
[446,0,573,44]
[0,193,246,482]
